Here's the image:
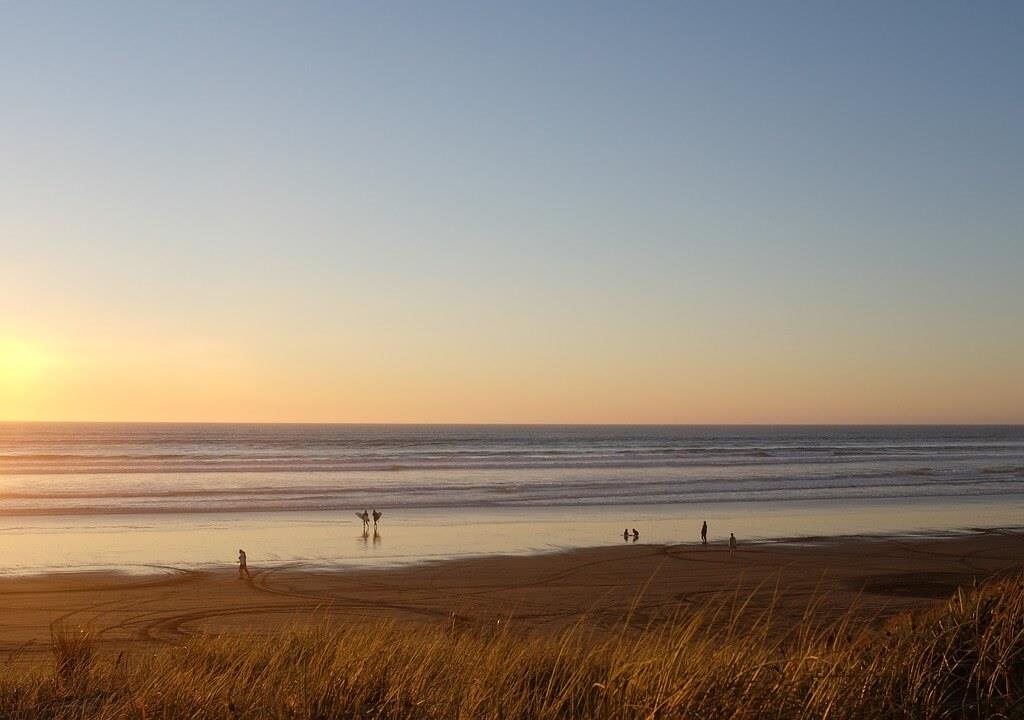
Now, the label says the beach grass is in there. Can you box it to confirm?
[4,574,1024,719]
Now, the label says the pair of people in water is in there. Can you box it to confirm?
[622,528,639,541]
[357,508,382,531]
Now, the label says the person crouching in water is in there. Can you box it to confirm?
[238,548,251,579]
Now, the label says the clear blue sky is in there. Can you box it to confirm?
[2,2,1022,422]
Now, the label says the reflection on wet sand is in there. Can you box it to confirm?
[1,497,1023,574]
[359,527,382,548]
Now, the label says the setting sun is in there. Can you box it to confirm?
[0,339,53,385]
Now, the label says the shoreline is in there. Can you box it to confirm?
[2,522,1023,580]
[0,522,1021,580]
[3,529,1024,665]
[5,497,1024,576]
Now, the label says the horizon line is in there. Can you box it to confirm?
[1,420,1022,428]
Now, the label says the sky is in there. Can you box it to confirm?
[1,2,1022,424]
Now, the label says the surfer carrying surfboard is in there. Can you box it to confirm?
[356,509,370,532]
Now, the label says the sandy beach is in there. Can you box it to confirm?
[3,529,1023,665]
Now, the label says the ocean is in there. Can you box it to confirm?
[1,424,1022,573]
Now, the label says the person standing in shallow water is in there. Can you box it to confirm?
[238,548,251,579]
[728,533,737,559]
[701,520,708,546]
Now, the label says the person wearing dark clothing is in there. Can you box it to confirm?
[238,549,251,579]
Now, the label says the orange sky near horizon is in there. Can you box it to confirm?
[2,324,1020,425]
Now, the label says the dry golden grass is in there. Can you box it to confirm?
[4,574,1024,719]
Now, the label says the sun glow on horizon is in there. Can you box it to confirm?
[0,339,56,387]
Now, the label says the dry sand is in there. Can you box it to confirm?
[2,529,1023,664]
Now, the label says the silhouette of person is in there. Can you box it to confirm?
[631,528,639,541]
[238,548,251,579]
[372,508,382,529]
[729,533,737,559]
[623,528,629,541]
[701,520,708,546]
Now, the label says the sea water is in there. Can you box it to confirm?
[1,424,1022,573]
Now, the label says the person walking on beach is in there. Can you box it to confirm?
[701,520,708,546]
[372,508,382,529]
[728,533,737,559]
[238,548,251,579]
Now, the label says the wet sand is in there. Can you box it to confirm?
[2,530,1023,665]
